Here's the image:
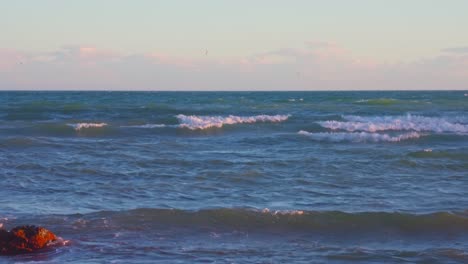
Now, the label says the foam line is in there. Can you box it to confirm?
[68,123,108,131]
[298,131,422,142]
[121,124,166,128]
[318,115,468,133]
[176,114,290,130]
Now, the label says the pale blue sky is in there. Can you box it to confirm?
[2,0,468,60]
[1,0,467,90]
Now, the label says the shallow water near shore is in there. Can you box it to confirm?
[1,91,467,263]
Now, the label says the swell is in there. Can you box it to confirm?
[5,122,113,136]
[0,137,43,148]
[60,208,468,233]
[1,113,290,136]
[408,149,468,160]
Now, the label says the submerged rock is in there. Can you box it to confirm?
[0,226,57,255]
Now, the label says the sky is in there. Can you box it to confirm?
[1,0,468,90]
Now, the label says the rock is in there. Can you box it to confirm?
[0,229,11,249]
[0,226,57,255]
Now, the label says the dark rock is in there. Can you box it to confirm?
[0,226,57,255]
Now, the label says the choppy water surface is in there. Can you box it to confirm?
[1,91,467,263]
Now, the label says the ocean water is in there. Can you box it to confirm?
[1,91,467,263]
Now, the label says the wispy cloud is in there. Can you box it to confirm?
[442,46,468,54]
[1,43,467,90]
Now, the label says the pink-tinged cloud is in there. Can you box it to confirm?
[27,46,121,67]
[0,43,467,90]
[145,53,198,69]
[75,46,118,61]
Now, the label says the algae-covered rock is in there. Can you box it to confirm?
[0,225,57,255]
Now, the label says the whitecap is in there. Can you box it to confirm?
[317,115,468,134]
[176,114,290,130]
[68,123,108,131]
[355,99,368,103]
[298,130,421,142]
[261,208,304,216]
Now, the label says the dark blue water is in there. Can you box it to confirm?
[1,91,467,263]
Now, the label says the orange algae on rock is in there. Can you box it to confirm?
[0,226,57,255]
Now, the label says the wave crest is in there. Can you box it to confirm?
[68,123,108,131]
[121,124,166,129]
[318,115,468,133]
[176,114,290,130]
[261,208,304,215]
[298,131,422,142]
[71,208,468,233]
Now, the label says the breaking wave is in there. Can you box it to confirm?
[298,131,422,142]
[318,115,468,134]
[68,123,108,131]
[176,114,290,130]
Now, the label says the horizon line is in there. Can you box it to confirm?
[1,89,467,92]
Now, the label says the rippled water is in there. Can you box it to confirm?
[1,91,467,263]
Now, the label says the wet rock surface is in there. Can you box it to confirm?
[0,226,57,255]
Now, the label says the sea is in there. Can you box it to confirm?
[0,91,467,263]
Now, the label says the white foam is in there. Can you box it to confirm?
[318,115,468,134]
[355,99,368,103]
[261,208,304,216]
[68,123,108,131]
[298,130,422,142]
[121,124,166,128]
[176,114,290,130]
[49,237,71,247]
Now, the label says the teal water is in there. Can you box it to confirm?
[1,91,467,263]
